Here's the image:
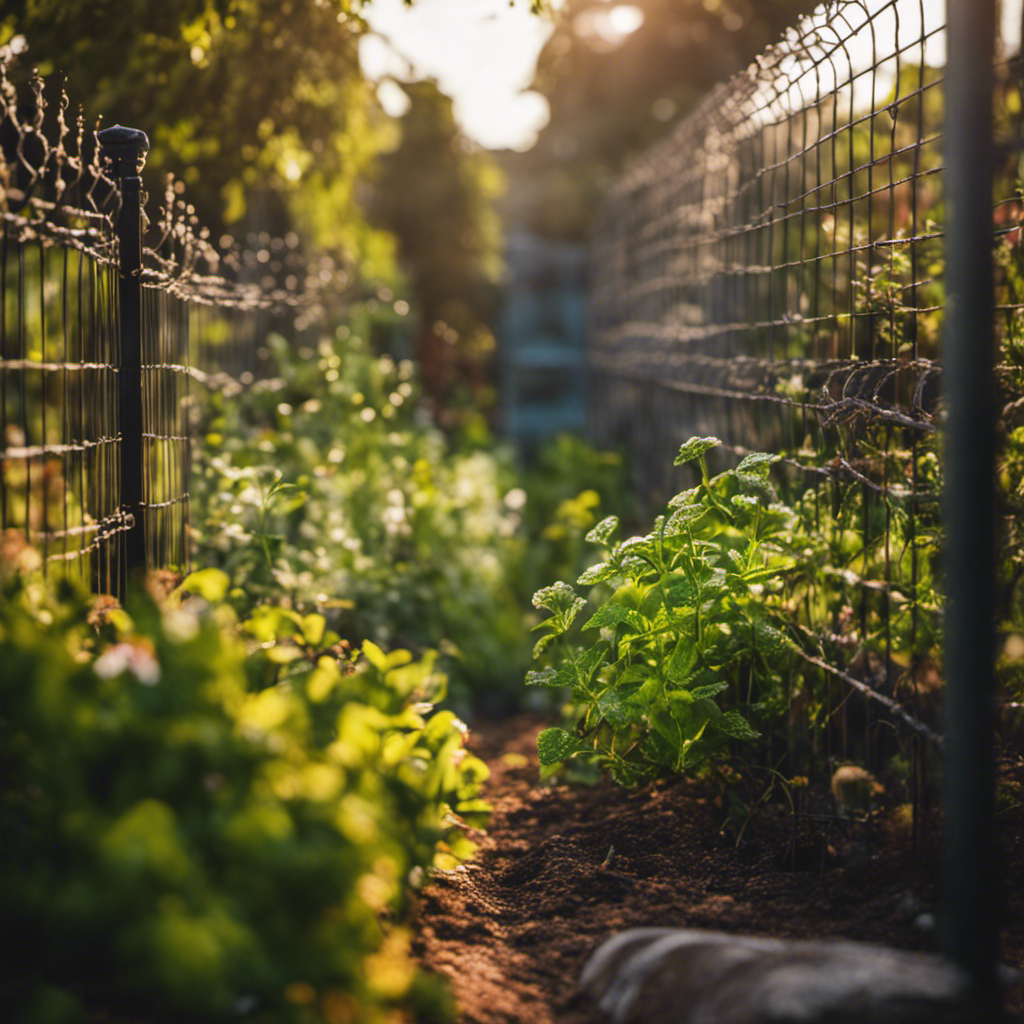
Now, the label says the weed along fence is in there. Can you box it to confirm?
[589,0,1016,1005]
[0,65,319,599]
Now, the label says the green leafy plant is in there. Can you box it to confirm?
[0,566,484,1024]
[527,436,805,784]
[193,327,531,703]
[193,319,629,709]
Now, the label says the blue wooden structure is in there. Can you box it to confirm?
[498,231,587,444]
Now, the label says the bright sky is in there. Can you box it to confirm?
[360,0,646,151]
[359,0,558,151]
[359,0,1023,152]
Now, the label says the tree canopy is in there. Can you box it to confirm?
[371,79,504,424]
[1,0,510,417]
[1,0,394,271]
[503,0,822,240]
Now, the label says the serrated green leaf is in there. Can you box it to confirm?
[652,708,684,745]
[666,639,698,683]
[616,662,654,690]
[742,561,794,583]
[572,643,610,685]
[718,710,760,740]
[635,734,670,769]
[736,473,777,502]
[752,620,796,655]
[736,451,780,476]
[663,576,698,609]
[558,597,587,633]
[690,680,729,700]
[664,504,706,535]
[674,436,722,465]
[532,633,557,659]
[680,726,713,767]
[580,603,631,631]
[618,555,656,581]
[610,762,646,786]
[597,689,632,727]
[640,584,668,619]
[681,705,716,751]
[700,568,728,595]
[537,727,579,766]
[625,675,662,708]
[525,667,561,687]
[577,560,623,586]
[615,535,660,563]
[667,486,701,508]
[620,609,653,635]
[532,581,580,613]
[585,515,619,546]
[667,688,695,704]
[533,594,586,637]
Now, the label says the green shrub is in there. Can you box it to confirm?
[527,437,806,784]
[1,567,484,1023]
[193,323,630,710]
[194,329,528,705]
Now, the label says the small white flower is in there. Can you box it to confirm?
[163,608,200,644]
[95,643,161,685]
[504,487,527,511]
[93,646,129,679]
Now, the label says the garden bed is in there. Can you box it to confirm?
[414,716,1024,1024]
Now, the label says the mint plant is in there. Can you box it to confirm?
[528,437,804,784]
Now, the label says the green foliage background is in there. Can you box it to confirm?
[1,563,483,1023]
[191,304,628,712]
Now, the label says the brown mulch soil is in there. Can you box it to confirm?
[413,716,1024,1024]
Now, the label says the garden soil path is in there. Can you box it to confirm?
[413,716,1024,1024]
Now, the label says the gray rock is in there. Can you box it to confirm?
[578,928,1013,1024]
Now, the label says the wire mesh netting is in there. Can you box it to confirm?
[590,0,1024,829]
[0,57,320,596]
[1,63,130,591]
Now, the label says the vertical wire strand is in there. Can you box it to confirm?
[39,240,48,568]
[61,243,70,573]
[19,242,29,544]
[1,222,8,533]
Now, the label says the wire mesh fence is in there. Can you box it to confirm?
[589,0,1024,836]
[0,58,323,598]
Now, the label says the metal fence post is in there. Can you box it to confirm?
[942,0,998,1013]
[98,124,149,593]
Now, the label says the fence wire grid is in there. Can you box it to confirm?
[0,55,324,596]
[590,0,1024,829]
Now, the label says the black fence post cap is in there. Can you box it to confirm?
[98,124,150,176]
